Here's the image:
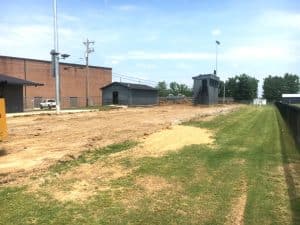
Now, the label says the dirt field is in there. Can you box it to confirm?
[0,104,240,177]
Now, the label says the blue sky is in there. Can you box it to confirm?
[1,0,300,95]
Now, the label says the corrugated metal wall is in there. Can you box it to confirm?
[102,84,130,105]
[193,78,219,105]
[102,84,158,106]
[131,89,158,105]
[3,84,23,112]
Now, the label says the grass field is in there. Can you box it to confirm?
[0,106,299,225]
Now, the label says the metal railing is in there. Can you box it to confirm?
[275,102,300,146]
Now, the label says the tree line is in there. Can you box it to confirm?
[262,73,299,101]
[219,73,299,101]
[156,73,299,102]
[156,81,193,97]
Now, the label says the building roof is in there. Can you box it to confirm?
[101,82,157,91]
[0,74,43,86]
[192,74,220,81]
[282,94,300,98]
[0,55,112,71]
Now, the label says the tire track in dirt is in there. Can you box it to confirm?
[225,180,248,225]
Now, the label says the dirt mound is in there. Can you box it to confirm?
[129,125,214,158]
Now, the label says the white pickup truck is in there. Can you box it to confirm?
[39,99,56,109]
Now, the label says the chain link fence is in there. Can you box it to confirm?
[275,101,300,146]
[23,96,102,110]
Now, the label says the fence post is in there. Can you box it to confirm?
[0,98,8,140]
[297,109,300,146]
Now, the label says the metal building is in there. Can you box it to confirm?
[193,74,220,105]
[0,74,43,112]
[101,82,158,106]
[282,94,300,104]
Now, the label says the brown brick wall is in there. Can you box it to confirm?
[0,56,112,108]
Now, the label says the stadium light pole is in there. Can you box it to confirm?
[215,40,225,104]
[215,40,220,75]
[53,0,60,113]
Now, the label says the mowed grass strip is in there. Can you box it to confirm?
[0,106,297,225]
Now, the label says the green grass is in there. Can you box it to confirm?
[49,141,137,174]
[0,106,299,225]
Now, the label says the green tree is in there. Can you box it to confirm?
[218,81,224,97]
[177,84,193,97]
[235,74,258,100]
[169,82,179,96]
[219,80,233,98]
[157,81,193,97]
[263,73,299,101]
[263,76,283,101]
[225,78,237,98]
[283,73,299,93]
[156,81,169,97]
[224,74,258,101]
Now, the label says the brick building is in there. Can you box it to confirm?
[0,55,112,110]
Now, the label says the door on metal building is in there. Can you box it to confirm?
[112,91,119,104]
[202,80,208,96]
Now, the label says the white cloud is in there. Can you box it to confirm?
[108,43,299,64]
[144,34,159,42]
[211,29,221,36]
[110,51,214,61]
[223,45,297,62]
[111,60,120,65]
[261,10,300,30]
[0,22,74,59]
[176,63,191,69]
[60,14,80,22]
[135,63,157,69]
[113,4,139,12]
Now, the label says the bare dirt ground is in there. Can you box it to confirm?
[0,104,240,181]
[35,125,214,202]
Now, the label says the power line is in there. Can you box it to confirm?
[112,72,158,86]
[112,75,146,84]
[112,75,157,86]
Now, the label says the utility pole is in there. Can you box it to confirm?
[83,39,94,107]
